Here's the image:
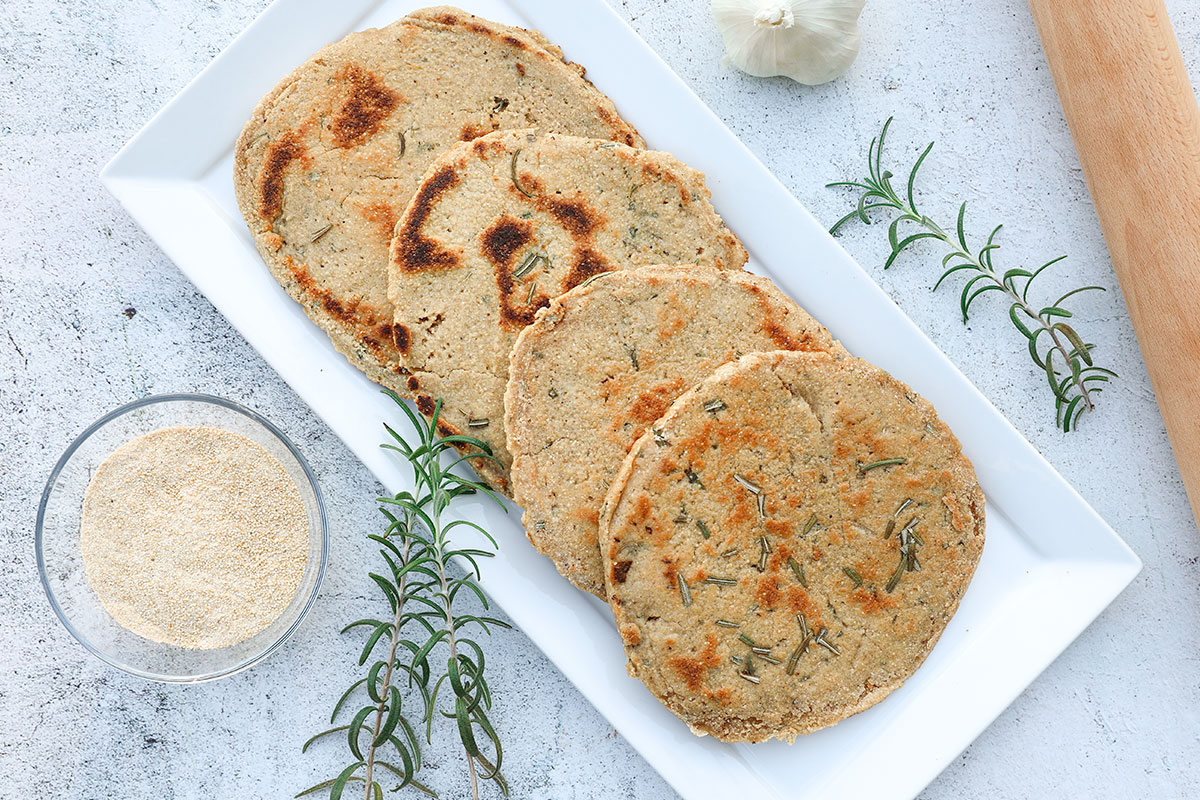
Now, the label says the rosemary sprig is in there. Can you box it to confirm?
[298,509,431,800]
[301,393,510,800]
[828,118,1116,432]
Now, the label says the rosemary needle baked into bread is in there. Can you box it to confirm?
[233,6,642,399]
[600,350,984,742]
[505,265,844,597]
[388,130,747,493]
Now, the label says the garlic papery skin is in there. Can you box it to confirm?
[712,0,866,85]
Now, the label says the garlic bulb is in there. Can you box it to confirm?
[711,0,865,85]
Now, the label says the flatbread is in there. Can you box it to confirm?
[233,6,642,395]
[388,130,748,492]
[600,350,985,742]
[505,266,844,596]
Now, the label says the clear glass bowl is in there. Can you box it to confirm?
[36,394,328,682]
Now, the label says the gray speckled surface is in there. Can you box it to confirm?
[2,0,1199,797]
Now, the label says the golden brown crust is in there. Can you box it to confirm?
[505,266,845,597]
[600,351,985,742]
[392,166,464,273]
[330,64,402,148]
[232,7,644,460]
[388,131,748,493]
[257,131,308,221]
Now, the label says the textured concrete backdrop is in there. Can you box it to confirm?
[2,0,1198,797]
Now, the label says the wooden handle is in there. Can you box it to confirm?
[1028,0,1200,529]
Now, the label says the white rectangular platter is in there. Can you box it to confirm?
[100,1,1142,798]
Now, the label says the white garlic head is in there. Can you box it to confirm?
[711,0,866,85]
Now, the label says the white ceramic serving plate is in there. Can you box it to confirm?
[100,1,1141,797]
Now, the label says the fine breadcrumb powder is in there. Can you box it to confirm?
[80,425,309,650]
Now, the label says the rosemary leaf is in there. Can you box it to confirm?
[624,344,640,371]
[512,250,546,280]
[814,627,841,656]
[734,473,762,494]
[885,556,907,593]
[787,556,808,588]
[785,644,805,675]
[859,457,906,474]
[510,148,534,197]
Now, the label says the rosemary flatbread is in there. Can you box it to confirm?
[505,266,844,597]
[233,7,642,396]
[388,130,748,493]
[600,350,984,742]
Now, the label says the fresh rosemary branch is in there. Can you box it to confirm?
[828,117,1116,431]
[297,510,435,800]
[300,393,510,800]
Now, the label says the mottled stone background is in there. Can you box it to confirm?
[2,0,1198,797]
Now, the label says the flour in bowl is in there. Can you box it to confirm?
[80,425,309,649]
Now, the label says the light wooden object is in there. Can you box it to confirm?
[1028,0,1200,529]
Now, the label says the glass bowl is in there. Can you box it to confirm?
[36,393,328,682]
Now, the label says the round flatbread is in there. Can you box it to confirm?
[233,7,642,395]
[506,266,845,597]
[600,350,985,742]
[388,130,748,492]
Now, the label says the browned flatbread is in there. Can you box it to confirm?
[505,266,845,597]
[600,350,985,742]
[387,130,748,493]
[233,7,642,398]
